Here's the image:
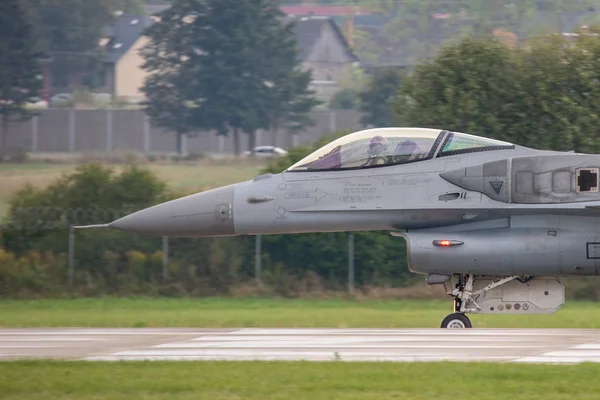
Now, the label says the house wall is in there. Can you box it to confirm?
[115,36,150,101]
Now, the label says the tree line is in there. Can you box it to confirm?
[0,0,321,159]
[4,0,599,160]
[0,161,412,298]
[389,28,600,153]
[140,0,320,155]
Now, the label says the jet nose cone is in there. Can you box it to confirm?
[110,185,235,237]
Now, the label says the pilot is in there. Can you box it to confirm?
[364,135,389,166]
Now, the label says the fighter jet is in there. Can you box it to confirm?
[77,127,600,328]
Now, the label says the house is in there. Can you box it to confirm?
[99,13,358,103]
[100,14,154,102]
[291,16,359,101]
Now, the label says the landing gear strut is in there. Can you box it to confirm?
[440,274,520,329]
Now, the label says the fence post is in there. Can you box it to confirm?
[218,134,225,153]
[143,114,151,154]
[106,110,113,151]
[348,232,355,293]
[255,235,262,283]
[162,236,169,280]
[68,226,75,293]
[182,133,188,154]
[68,109,76,152]
[31,116,39,152]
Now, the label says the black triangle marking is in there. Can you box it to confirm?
[489,181,504,196]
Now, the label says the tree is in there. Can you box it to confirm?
[0,0,42,161]
[142,0,319,155]
[512,29,600,153]
[353,0,457,67]
[329,88,360,110]
[359,66,404,127]
[23,0,115,91]
[263,22,321,147]
[350,0,600,68]
[395,37,521,141]
[113,0,146,14]
[394,30,600,153]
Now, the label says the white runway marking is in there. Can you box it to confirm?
[157,343,546,349]
[516,341,600,363]
[229,328,563,336]
[3,328,600,363]
[0,337,107,342]
[87,355,518,362]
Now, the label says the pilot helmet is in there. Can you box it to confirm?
[368,135,388,156]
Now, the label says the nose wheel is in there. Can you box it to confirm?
[440,274,522,328]
[441,312,472,328]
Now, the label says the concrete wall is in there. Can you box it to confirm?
[1,109,364,154]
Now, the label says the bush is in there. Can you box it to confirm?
[0,249,66,297]
[0,141,417,298]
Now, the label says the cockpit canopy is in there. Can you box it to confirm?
[287,128,514,172]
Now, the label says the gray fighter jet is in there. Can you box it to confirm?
[78,127,600,328]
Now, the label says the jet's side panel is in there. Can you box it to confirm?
[511,155,600,203]
[441,155,600,204]
[234,171,475,235]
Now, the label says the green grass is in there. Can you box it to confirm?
[2,298,600,328]
[1,360,599,399]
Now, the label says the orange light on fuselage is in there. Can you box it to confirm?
[432,240,464,247]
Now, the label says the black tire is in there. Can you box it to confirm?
[440,313,472,329]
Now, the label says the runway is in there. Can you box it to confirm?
[2,328,600,363]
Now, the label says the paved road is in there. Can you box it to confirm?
[2,328,600,363]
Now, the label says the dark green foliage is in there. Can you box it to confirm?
[0,0,42,160]
[396,37,520,140]
[359,67,405,127]
[396,30,600,153]
[141,0,319,154]
[0,158,414,298]
[23,0,115,91]
[511,31,600,153]
[352,0,599,67]
[259,230,411,290]
[329,88,360,110]
[114,0,146,14]
[7,164,168,216]
[268,66,322,146]
[3,164,170,258]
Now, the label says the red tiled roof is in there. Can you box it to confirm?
[281,5,371,16]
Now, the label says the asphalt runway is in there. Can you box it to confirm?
[2,328,600,363]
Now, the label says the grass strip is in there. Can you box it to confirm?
[1,298,600,328]
[0,360,598,400]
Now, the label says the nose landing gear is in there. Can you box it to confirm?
[440,274,521,329]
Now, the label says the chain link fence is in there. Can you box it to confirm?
[1,207,362,296]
